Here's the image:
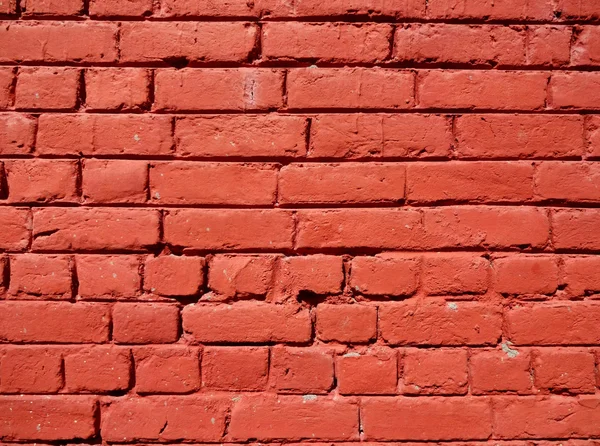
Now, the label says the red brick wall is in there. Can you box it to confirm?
[1,0,600,443]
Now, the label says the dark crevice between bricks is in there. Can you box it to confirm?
[70,255,79,302]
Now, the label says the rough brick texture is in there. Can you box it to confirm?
[1,2,599,445]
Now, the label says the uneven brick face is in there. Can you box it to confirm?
[3,2,600,445]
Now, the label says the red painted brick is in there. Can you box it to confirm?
[422,253,489,295]
[154,69,284,111]
[175,115,307,158]
[0,0,17,13]
[89,0,152,16]
[8,254,72,298]
[337,348,398,395]
[279,163,405,204]
[533,349,596,393]
[113,303,179,344]
[273,255,344,299]
[32,208,160,251]
[164,209,294,250]
[556,0,600,19]
[380,300,502,346]
[494,255,560,295]
[150,162,278,205]
[427,0,554,20]
[229,395,359,441]
[536,162,600,202]
[455,114,584,159]
[21,0,83,15]
[528,26,572,66]
[550,72,600,109]
[0,68,14,109]
[82,159,147,204]
[309,114,452,159]
[263,23,392,63]
[573,27,600,66]
[315,304,377,343]
[588,115,600,159]
[287,68,414,109]
[85,68,150,111]
[506,302,600,345]
[102,396,228,442]
[470,348,533,394]
[258,0,425,18]
[0,301,110,343]
[0,346,63,393]
[419,70,548,110]
[144,255,204,297]
[563,256,600,296]
[361,397,492,440]
[553,209,600,250]
[349,255,420,296]
[0,113,36,155]
[76,255,141,299]
[270,346,334,394]
[183,302,311,343]
[5,159,78,203]
[0,396,97,440]
[402,348,468,395]
[0,208,30,251]
[208,255,276,298]
[202,346,268,391]
[135,346,200,394]
[15,67,79,110]
[64,346,132,392]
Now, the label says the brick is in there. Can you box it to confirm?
[309,114,452,159]
[37,114,174,156]
[270,346,334,394]
[349,255,419,296]
[494,255,559,295]
[550,72,600,109]
[0,346,62,393]
[0,22,118,63]
[76,255,141,298]
[506,302,600,345]
[89,0,153,16]
[135,346,200,394]
[588,115,600,159]
[563,256,600,296]
[0,301,109,343]
[85,68,150,111]
[202,347,268,391]
[21,0,83,15]
[470,348,532,394]
[533,349,596,393]
[418,70,548,110]
[182,302,311,343]
[528,26,572,66]
[144,255,204,296]
[102,396,228,442]
[113,303,180,344]
[64,346,132,393]
[5,159,78,203]
[257,0,425,18]
[493,396,600,438]
[426,0,554,20]
[556,0,600,19]
[315,304,377,343]
[407,161,534,203]
[422,253,489,295]
[15,67,79,111]
[394,24,525,66]
[0,0,17,13]
[287,68,414,109]
[279,163,406,204]
[164,209,294,250]
[175,115,307,158]
[573,26,600,66]
[361,397,492,440]
[150,162,277,205]
[155,0,258,16]
[455,114,584,159]
[229,395,359,441]
[422,206,550,249]
[208,255,276,297]
[0,208,30,251]
[0,68,13,109]
[273,255,344,298]
[120,22,257,63]
[9,254,72,298]
[553,209,600,250]
[32,208,160,251]
[83,159,147,204]
[337,348,397,395]
[380,300,502,346]
[263,23,392,63]
[0,113,36,155]
[0,396,97,440]
[536,162,600,202]
[154,69,284,111]
[402,348,468,395]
